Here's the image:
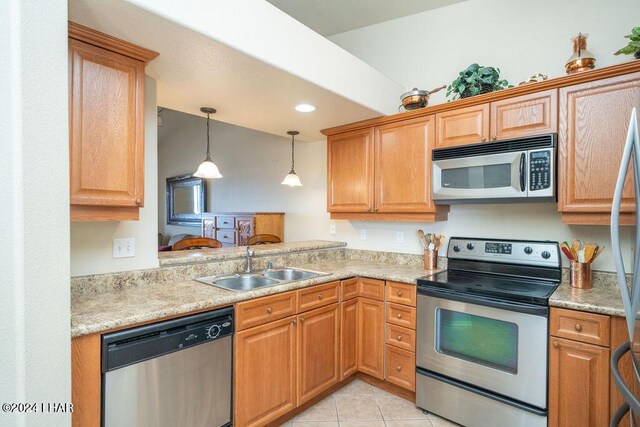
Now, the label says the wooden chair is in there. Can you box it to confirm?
[171,237,223,251]
[247,234,282,245]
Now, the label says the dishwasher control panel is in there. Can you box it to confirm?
[181,316,233,347]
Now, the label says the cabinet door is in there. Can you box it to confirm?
[548,337,609,427]
[490,89,558,141]
[435,103,490,148]
[298,304,340,404]
[69,39,145,218]
[385,345,416,392]
[374,116,435,212]
[327,129,375,212]
[236,216,255,246]
[357,298,385,379]
[559,73,640,222]
[340,298,358,379]
[202,217,216,239]
[235,316,297,427]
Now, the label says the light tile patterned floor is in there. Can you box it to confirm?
[278,379,460,427]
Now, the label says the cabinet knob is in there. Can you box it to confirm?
[135,198,142,205]
[300,317,304,323]
[481,137,487,142]
[318,294,323,300]
[397,335,403,341]
[492,135,497,141]
[397,291,403,297]
[292,319,296,325]
[266,307,272,314]
[575,323,582,332]
[553,341,559,348]
[396,365,402,371]
[397,313,402,319]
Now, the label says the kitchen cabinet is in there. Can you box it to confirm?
[435,103,490,148]
[489,89,558,141]
[297,303,340,404]
[385,345,416,391]
[340,297,358,379]
[384,281,417,392]
[559,72,640,225]
[202,212,284,246]
[357,297,385,379]
[68,22,158,221]
[235,316,298,427]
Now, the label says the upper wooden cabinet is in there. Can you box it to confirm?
[435,104,490,148]
[327,128,375,213]
[559,72,640,225]
[68,22,158,221]
[490,89,558,141]
[327,117,448,221]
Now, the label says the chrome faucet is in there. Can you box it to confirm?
[244,246,255,274]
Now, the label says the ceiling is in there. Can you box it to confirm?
[266,0,465,36]
[69,0,405,142]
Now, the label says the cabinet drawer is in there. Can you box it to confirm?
[216,215,236,229]
[386,303,416,329]
[386,324,416,352]
[550,307,610,346]
[358,278,385,301]
[341,278,359,301]
[236,291,297,331]
[385,345,416,391]
[216,229,236,244]
[297,281,340,312]
[386,281,416,307]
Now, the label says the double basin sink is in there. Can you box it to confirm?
[196,267,330,292]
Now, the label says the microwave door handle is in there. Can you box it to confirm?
[519,152,526,192]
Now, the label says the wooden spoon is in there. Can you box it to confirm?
[590,245,604,263]
[584,243,597,263]
[438,235,446,250]
[417,230,428,249]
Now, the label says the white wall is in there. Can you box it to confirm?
[70,77,160,277]
[329,0,638,106]
[0,0,71,425]
[158,109,328,243]
[318,0,638,272]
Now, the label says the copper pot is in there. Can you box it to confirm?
[400,85,446,111]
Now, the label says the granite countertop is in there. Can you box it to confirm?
[550,281,625,317]
[71,259,439,337]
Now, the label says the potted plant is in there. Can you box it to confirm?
[446,63,512,100]
[614,26,640,59]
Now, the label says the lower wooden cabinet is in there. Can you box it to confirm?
[340,297,358,379]
[357,297,385,379]
[234,316,298,427]
[548,336,610,427]
[298,303,340,404]
[385,345,416,392]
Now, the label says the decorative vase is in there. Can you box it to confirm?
[565,33,596,75]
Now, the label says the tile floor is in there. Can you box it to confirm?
[278,379,459,427]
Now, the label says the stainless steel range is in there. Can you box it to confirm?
[415,237,561,427]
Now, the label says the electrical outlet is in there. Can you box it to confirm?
[329,223,336,235]
[359,229,367,241]
[396,231,404,244]
[113,238,135,258]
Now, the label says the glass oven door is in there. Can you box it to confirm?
[416,290,548,409]
[432,150,526,201]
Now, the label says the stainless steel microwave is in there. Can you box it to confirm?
[432,134,557,204]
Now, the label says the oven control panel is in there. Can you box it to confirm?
[448,237,560,267]
[529,150,551,191]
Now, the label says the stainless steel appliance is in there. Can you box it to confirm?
[432,134,556,203]
[610,108,640,426]
[102,307,233,427]
[416,237,561,427]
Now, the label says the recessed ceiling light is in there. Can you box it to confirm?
[295,103,316,113]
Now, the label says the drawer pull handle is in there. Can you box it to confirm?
[397,313,402,319]
[318,294,323,300]
[397,335,403,341]
[397,291,403,297]
[300,317,304,323]
[396,365,402,371]
[482,137,487,142]
[553,341,558,348]
[492,135,497,141]
[135,198,142,205]
[575,324,582,331]
[292,319,296,325]
[223,221,228,224]
[266,307,272,314]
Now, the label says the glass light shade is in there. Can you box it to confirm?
[194,158,222,179]
[281,172,302,187]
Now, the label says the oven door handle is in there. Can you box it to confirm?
[519,152,526,192]
[417,286,549,317]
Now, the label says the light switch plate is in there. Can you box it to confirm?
[113,238,135,258]
[396,231,404,244]
[359,229,367,241]
[329,223,336,235]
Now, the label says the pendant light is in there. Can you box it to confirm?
[281,131,302,187]
[194,107,222,179]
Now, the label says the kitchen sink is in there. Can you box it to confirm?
[196,267,328,292]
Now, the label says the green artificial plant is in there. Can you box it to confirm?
[446,63,512,100]
[614,26,640,58]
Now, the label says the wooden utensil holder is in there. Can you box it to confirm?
[425,249,438,271]
[570,261,592,289]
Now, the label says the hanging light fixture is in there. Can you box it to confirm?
[281,131,302,187]
[194,107,222,179]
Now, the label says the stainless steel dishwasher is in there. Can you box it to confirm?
[102,306,233,427]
